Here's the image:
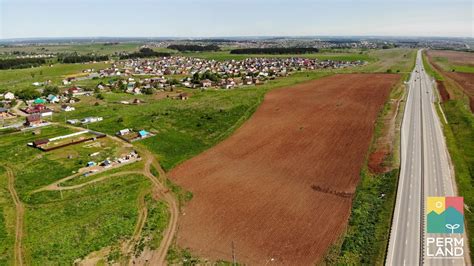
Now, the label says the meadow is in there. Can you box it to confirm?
[0,126,168,264]
[0,62,109,92]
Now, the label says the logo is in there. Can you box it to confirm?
[427,197,464,234]
[426,197,465,259]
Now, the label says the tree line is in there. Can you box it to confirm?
[58,54,110,63]
[230,47,319,54]
[167,44,220,52]
[0,58,46,70]
[119,48,171,59]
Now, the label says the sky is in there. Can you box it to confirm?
[0,0,473,39]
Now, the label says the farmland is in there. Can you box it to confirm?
[0,46,417,264]
[168,74,400,264]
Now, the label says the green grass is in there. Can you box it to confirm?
[0,43,171,56]
[439,100,474,259]
[0,127,169,264]
[422,51,444,81]
[24,174,149,265]
[330,169,398,264]
[431,56,474,73]
[134,195,169,255]
[361,48,417,73]
[0,62,109,92]
[0,168,15,265]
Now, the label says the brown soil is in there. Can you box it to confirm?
[368,150,389,173]
[169,73,400,265]
[436,80,450,102]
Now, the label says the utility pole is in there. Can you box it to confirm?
[231,241,236,265]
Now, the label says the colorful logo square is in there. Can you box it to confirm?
[427,197,464,234]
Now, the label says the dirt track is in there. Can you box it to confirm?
[169,73,400,265]
[6,166,24,266]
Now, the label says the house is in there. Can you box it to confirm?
[101,159,112,168]
[61,105,75,112]
[3,92,15,100]
[33,98,46,105]
[200,79,212,88]
[81,117,103,124]
[87,161,97,167]
[47,94,59,103]
[39,109,53,117]
[25,114,42,126]
[67,119,80,124]
[138,130,150,138]
[0,108,9,118]
[32,138,49,147]
[118,129,130,136]
[22,104,52,117]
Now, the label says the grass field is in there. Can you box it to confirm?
[0,125,169,264]
[360,48,417,74]
[0,167,15,265]
[0,43,174,56]
[426,52,474,73]
[0,62,109,92]
[24,174,149,264]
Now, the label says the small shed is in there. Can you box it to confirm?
[138,130,150,138]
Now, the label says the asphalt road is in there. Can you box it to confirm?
[386,50,467,266]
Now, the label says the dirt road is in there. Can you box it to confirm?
[6,166,24,266]
[135,149,179,266]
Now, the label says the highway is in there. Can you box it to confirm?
[386,50,466,266]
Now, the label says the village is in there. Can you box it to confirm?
[0,55,365,133]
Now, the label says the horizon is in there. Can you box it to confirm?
[1,0,473,39]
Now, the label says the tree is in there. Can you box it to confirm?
[141,87,154,95]
[42,86,59,96]
[96,93,104,100]
[17,88,41,100]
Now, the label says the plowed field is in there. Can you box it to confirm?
[169,73,400,265]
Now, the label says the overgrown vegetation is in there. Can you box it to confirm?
[58,54,109,63]
[0,58,46,70]
[119,48,171,59]
[134,195,169,255]
[0,168,14,265]
[230,47,319,54]
[168,44,220,52]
